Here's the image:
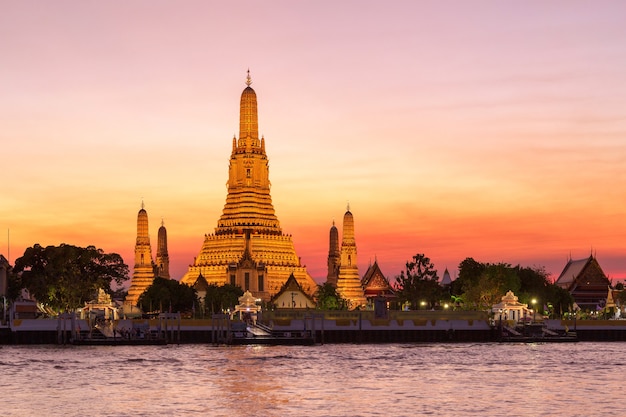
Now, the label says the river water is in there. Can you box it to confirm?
[0,342,621,417]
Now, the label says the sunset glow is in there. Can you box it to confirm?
[2,1,625,284]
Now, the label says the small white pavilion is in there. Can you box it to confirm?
[491,290,533,322]
[230,290,261,323]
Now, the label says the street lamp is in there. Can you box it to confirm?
[531,298,537,322]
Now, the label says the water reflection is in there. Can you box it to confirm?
[1,343,625,416]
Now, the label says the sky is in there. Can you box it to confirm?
[1,1,625,286]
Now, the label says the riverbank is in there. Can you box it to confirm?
[2,310,626,344]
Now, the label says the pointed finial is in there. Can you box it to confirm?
[161,217,165,227]
[246,69,252,86]
[346,202,350,212]
[141,199,145,210]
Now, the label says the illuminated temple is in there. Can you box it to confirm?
[180,72,317,301]
[126,203,170,306]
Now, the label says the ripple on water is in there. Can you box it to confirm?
[1,343,626,417]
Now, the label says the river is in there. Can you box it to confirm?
[0,342,622,416]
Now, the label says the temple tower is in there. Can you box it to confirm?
[336,205,366,308]
[181,71,317,301]
[155,220,170,279]
[126,202,155,305]
[326,220,340,287]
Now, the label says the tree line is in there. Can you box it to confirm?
[6,244,574,317]
[393,254,574,317]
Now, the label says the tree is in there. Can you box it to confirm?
[12,243,129,311]
[394,253,442,309]
[451,257,485,297]
[459,261,520,310]
[203,284,243,314]
[138,277,198,313]
[315,283,348,310]
[545,283,574,318]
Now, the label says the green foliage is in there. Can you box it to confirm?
[461,263,519,310]
[394,253,443,309]
[315,283,348,310]
[12,243,129,311]
[545,283,574,317]
[454,257,573,316]
[138,277,198,313]
[203,284,244,314]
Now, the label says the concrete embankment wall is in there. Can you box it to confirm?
[6,312,626,344]
[265,310,495,343]
[545,319,626,342]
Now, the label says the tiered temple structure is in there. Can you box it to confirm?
[335,206,366,308]
[155,220,170,279]
[180,72,317,301]
[126,203,156,305]
[326,221,340,287]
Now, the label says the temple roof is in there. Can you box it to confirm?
[556,256,592,287]
[362,261,396,298]
[271,273,316,305]
[440,268,452,286]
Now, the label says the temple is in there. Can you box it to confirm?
[180,72,317,301]
[155,220,170,279]
[333,206,366,308]
[326,220,340,287]
[555,254,611,311]
[126,202,156,305]
[126,203,172,306]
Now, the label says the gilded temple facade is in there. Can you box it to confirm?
[126,203,156,305]
[334,206,366,308]
[126,203,171,306]
[180,72,317,301]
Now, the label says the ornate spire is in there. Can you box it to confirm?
[156,218,170,279]
[136,202,149,242]
[239,69,259,146]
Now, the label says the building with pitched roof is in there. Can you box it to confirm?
[271,273,316,309]
[555,255,611,311]
[440,268,452,287]
[361,260,396,302]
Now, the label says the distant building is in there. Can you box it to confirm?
[440,268,452,287]
[555,255,611,311]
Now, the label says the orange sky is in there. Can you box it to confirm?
[1,1,625,285]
